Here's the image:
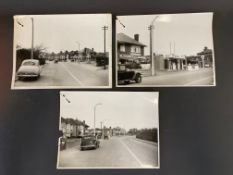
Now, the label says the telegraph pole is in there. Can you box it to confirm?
[148,16,159,76]
[102,26,108,54]
[102,26,108,69]
[148,25,155,76]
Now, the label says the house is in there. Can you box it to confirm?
[117,33,147,64]
[61,117,89,138]
[197,46,213,68]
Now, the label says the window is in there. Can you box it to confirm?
[131,46,141,53]
[120,45,125,52]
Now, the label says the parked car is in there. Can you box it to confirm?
[118,64,142,84]
[17,59,41,80]
[60,136,67,151]
[97,133,102,139]
[80,135,100,151]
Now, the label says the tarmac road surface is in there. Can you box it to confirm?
[58,136,159,168]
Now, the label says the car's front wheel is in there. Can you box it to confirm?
[135,74,142,83]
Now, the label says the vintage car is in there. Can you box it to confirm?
[118,64,142,85]
[17,59,41,80]
[80,135,100,151]
[54,59,58,63]
[60,136,67,151]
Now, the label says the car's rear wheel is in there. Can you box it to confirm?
[135,74,142,83]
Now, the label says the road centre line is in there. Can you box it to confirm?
[119,138,143,167]
[60,63,84,86]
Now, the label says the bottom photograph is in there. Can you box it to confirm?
[57,91,160,169]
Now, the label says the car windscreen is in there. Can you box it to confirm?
[119,65,126,71]
[23,61,37,66]
[83,137,94,140]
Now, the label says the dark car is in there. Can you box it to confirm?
[60,137,67,151]
[80,135,100,151]
[118,64,142,85]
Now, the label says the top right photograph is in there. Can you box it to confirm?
[116,12,215,87]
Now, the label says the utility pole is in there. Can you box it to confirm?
[102,26,108,69]
[102,26,108,54]
[148,25,154,76]
[148,16,159,76]
[100,121,103,138]
[31,17,34,60]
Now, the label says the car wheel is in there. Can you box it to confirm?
[135,74,142,83]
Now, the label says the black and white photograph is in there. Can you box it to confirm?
[116,13,215,87]
[11,14,112,89]
[57,91,159,169]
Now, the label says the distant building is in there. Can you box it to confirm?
[112,127,126,136]
[152,47,213,72]
[117,33,147,64]
[197,46,213,68]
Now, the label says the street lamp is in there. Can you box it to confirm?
[148,16,159,76]
[75,41,81,51]
[31,17,34,60]
[94,103,102,135]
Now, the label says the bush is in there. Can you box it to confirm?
[16,48,45,71]
[136,128,158,142]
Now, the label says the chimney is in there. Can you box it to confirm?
[134,34,139,41]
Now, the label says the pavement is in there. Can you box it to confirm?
[14,60,109,87]
[58,135,159,168]
[123,68,215,86]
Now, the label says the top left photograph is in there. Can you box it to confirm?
[11,14,112,89]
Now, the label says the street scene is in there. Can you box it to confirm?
[116,13,215,86]
[57,92,159,168]
[59,135,158,168]
[12,14,111,89]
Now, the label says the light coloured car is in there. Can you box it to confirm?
[17,59,41,80]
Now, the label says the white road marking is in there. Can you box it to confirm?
[119,138,143,167]
[60,63,84,86]
[184,75,212,85]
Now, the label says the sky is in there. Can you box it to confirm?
[14,14,112,53]
[60,92,159,131]
[117,13,214,56]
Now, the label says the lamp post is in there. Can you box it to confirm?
[94,103,102,135]
[148,16,159,76]
[76,41,81,51]
[31,17,34,60]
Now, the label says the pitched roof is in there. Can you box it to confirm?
[61,117,89,127]
[117,33,146,47]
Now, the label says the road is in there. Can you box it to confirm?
[124,68,215,86]
[58,136,159,168]
[14,61,109,87]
